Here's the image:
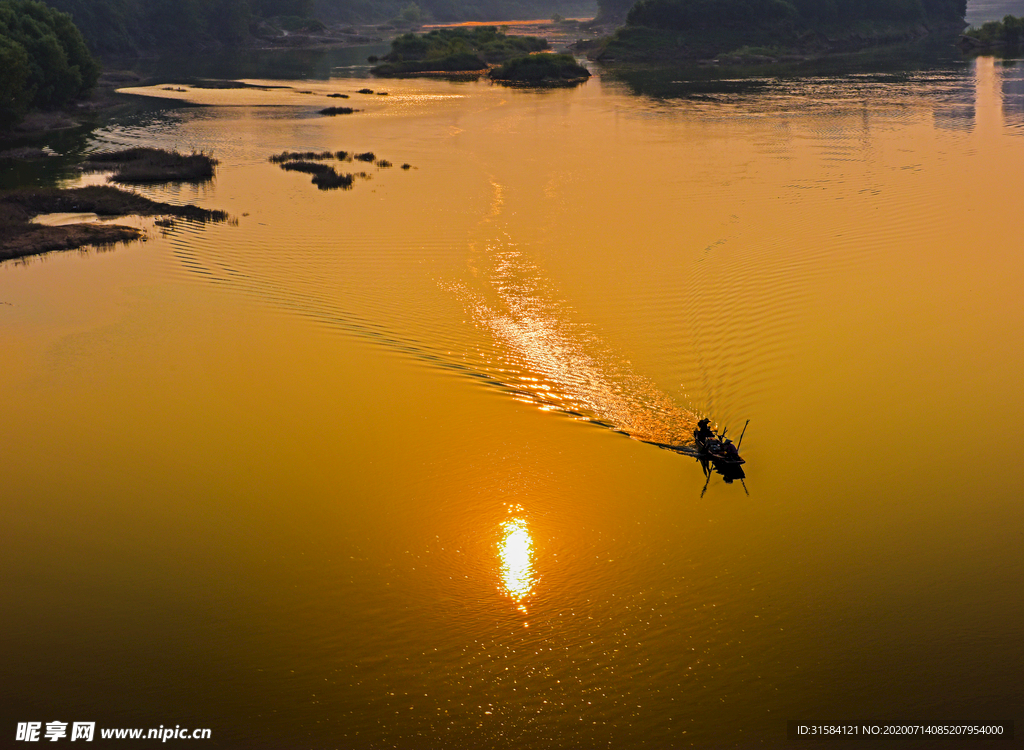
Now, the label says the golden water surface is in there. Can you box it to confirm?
[2,55,1023,747]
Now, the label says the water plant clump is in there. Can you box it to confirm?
[488,54,591,86]
[327,93,350,98]
[357,88,375,94]
[82,147,217,184]
[319,106,358,116]
[0,185,228,261]
[311,169,355,190]
[278,160,334,174]
[269,151,335,163]
[270,150,409,192]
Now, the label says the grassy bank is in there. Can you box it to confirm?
[81,147,217,183]
[0,185,227,261]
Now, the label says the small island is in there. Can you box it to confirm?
[0,185,228,262]
[269,150,405,191]
[370,27,549,77]
[488,54,591,85]
[2,147,229,261]
[81,148,217,184]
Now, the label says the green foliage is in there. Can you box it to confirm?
[488,52,590,83]
[274,13,325,31]
[316,0,597,26]
[36,0,319,54]
[372,50,487,75]
[38,0,138,55]
[399,1,422,22]
[964,14,1024,46]
[0,0,99,128]
[627,0,797,31]
[0,35,31,128]
[378,26,548,71]
[254,0,313,15]
[626,0,965,32]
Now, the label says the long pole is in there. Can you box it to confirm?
[737,420,750,449]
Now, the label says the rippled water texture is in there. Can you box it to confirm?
[2,48,1023,748]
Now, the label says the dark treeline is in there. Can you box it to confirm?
[962,14,1024,47]
[315,0,594,24]
[0,0,99,129]
[40,0,595,56]
[38,0,316,54]
[623,0,967,31]
[592,0,966,26]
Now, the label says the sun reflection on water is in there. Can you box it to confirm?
[498,506,536,617]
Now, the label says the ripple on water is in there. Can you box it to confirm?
[91,64,1021,458]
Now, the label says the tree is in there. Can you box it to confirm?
[0,34,31,128]
[0,0,99,126]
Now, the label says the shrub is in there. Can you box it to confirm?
[0,0,100,127]
[488,53,591,84]
[82,147,217,183]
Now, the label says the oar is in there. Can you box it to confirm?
[737,420,750,450]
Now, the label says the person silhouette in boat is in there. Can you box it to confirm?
[722,438,740,460]
[695,418,715,449]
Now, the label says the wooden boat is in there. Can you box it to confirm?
[693,425,745,466]
[692,419,749,494]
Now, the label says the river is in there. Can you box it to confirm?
[2,11,1022,749]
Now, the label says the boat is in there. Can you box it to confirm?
[691,419,749,493]
[693,421,745,467]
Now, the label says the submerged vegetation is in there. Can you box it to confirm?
[371,26,548,76]
[269,149,407,191]
[319,106,358,115]
[0,185,227,261]
[270,150,343,162]
[279,160,356,189]
[488,53,590,85]
[81,147,217,183]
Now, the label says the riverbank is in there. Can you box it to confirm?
[0,186,228,262]
[0,69,143,144]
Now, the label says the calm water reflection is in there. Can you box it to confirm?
[498,506,536,616]
[2,47,1023,748]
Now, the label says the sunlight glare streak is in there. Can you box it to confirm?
[498,506,536,617]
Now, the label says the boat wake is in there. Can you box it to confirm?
[441,178,706,453]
